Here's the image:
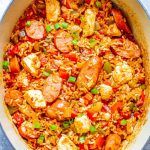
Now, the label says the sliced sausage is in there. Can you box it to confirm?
[46,100,72,120]
[25,20,45,40]
[111,38,141,58]
[10,56,20,73]
[54,30,73,53]
[83,9,96,37]
[42,73,62,103]
[18,121,39,140]
[45,0,60,22]
[112,8,131,34]
[77,56,102,90]
[105,134,121,150]
[5,89,23,107]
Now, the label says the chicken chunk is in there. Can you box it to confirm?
[57,134,78,150]
[22,53,41,76]
[17,71,29,88]
[45,0,60,22]
[24,90,46,109]
[83,9,96,37]
[105,24,122,37]
[99,84,113,100]
[112,62,133,85]
[74,114,91,134]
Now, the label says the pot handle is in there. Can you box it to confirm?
[0,0,13,21]
[138,0,150,18]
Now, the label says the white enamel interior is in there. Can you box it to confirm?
[0,0,150,150]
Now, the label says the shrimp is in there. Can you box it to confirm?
[46,100,72,120]
[5,89,23,107]
[105,134,121,150]
[18,121,40,140]
[111,38,141,58]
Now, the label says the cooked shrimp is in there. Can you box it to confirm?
[18,121,40,140]
[5,89,23,107]
[111,38,141,58]
[46,100,72,120]
[105,134,121,150]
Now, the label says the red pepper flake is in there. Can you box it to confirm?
[25,6,35,20]
[12,112,24,127]
[8,45,19,56]
[71,109,78,118]
[74,18,81,25]
[87,111,97,121]
[85,0,91,4]
[59,70,69,80]
[120,111,131,119]
[96,135,105,148]
[111,101,123,113]
[101,104,111,113]
[78,144,84,150]
[136,91,145,107]
[134,111,141,119]
[64,53,78,62]
[103,80,111,86]
[113,87,119,93]
[99,50,106,57]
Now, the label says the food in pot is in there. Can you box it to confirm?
[3,0,146,149]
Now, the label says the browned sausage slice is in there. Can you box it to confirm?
[112,8,131,34]
[25,20,45,40]
[54,30,73,53]
[77,56,102,90]
[42,73,62,103]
